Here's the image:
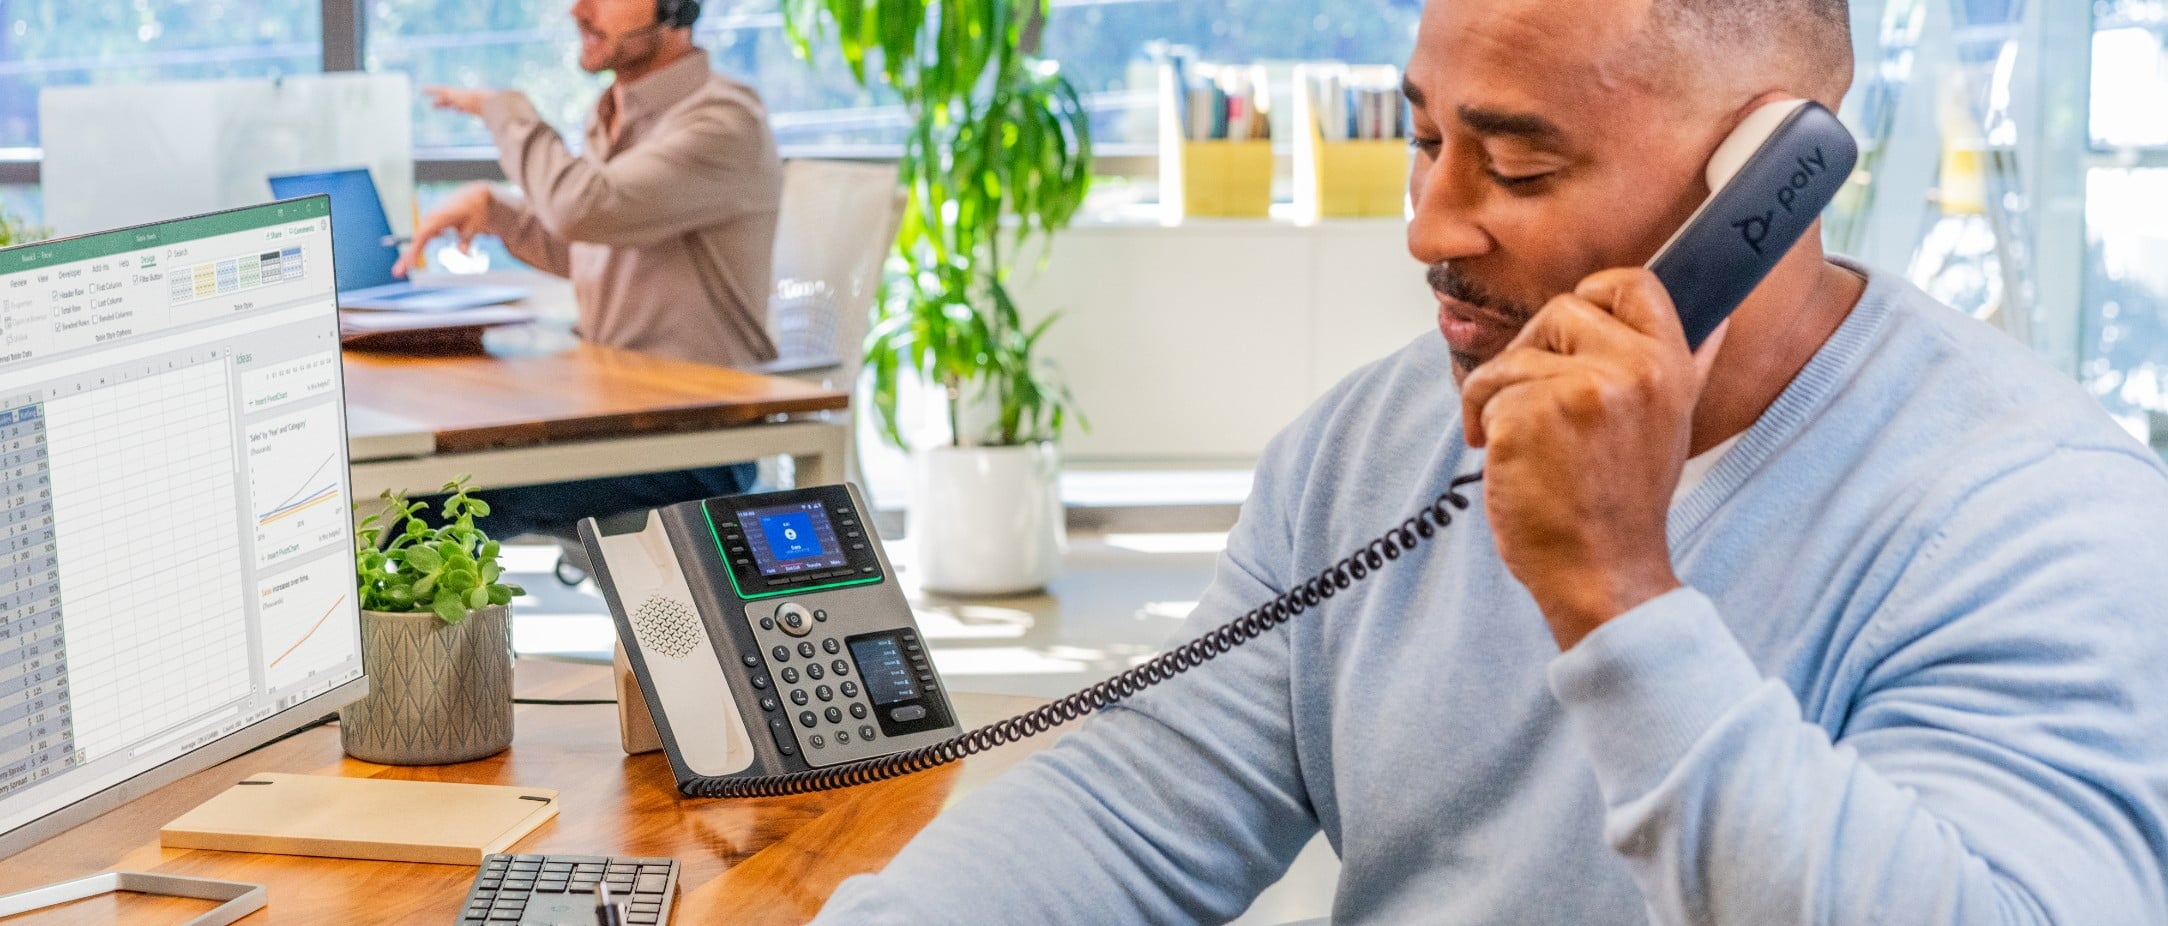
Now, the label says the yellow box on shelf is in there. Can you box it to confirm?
[1303,138,1408,219]
[1290,62,1411,222]
[1173,140,1274,219]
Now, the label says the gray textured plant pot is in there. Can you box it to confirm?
[340,605,514,765]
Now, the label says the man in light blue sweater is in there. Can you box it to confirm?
[817,0,2168,921]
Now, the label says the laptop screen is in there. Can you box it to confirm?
[267,168,399,293]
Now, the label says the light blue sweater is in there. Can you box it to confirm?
[817,264,2168,924]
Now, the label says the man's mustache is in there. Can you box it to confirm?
[1426,264,1537,325]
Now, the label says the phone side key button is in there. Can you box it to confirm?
[767,717,798,757]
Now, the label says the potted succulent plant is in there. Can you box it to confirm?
[342,478,524,765]
[786,0,1093,595]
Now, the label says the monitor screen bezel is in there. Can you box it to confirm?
[0,196,369,860]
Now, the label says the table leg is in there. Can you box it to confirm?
[789,420,850,488]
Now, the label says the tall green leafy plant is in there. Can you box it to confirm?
[782,0,1094,449]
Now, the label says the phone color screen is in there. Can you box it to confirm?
[737,501,849,576]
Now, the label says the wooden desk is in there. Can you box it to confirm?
[343,338,851,500]
[0,660,1064,924]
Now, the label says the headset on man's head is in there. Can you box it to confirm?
[656,0,700,29]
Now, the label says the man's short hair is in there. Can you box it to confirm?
[1646,0,1856,104]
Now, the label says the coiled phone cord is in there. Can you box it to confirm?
[681,471,1486,799]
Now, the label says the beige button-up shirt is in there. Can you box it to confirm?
[479,51,781,367]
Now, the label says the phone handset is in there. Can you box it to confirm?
[593,511,756,778]
[1648,99,1858,348]
[626,100,1860,799]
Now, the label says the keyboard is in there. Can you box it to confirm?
[456,853,678,925]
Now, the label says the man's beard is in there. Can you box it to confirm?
[1427,263,1542,372]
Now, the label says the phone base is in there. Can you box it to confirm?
[613,642,665,756]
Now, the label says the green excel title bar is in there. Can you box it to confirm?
[0,197,331,277]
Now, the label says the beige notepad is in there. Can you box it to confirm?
[160,773,559,865]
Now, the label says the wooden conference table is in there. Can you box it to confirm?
[0,660,1065,924]
[338,273,851,501]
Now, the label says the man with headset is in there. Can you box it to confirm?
[395,0,782,540]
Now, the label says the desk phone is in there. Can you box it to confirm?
[581,484,962,795]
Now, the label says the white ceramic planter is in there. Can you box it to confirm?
[909,443,1064,595]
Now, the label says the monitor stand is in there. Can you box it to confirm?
[0,871,265,925]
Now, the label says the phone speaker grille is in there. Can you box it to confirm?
[632,595,703,659]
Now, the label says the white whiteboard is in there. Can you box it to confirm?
[40,72,415,238]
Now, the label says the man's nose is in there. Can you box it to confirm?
[1406,157,1492,266]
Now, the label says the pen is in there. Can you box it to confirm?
[595,880,626,926]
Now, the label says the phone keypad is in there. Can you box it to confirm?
[766,630,882,749]
[745,592,960,768]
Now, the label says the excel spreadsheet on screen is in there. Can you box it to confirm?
[0,198,367,854]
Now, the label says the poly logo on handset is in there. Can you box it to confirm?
[1732,146,1834,256]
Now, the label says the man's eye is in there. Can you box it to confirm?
[1409,136,1443,156]
[1486,170,1552,190]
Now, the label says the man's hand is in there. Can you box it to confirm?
[1460,268,1727,650]
[393,183,494,278]
[422,86,497,117]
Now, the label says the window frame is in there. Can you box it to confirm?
[0,4,2149,205]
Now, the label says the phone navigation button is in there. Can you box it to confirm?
[774,602,815,637]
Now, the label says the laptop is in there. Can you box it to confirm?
[267,168,527,312]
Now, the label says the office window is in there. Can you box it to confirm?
[367,0,897,151]
[366,0,1422,151]
[366,1,605,151]
[2083,170,2168,420]
[2082,3,2168,423]
[0,1,322,148]
[1037,0,1423,146]
[2092,0,2167,147]
[0,184,40,231]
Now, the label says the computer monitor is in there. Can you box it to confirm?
[0,198,367,858]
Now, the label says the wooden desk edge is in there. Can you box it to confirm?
[0,661,1066,925]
